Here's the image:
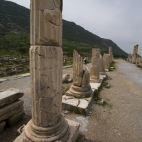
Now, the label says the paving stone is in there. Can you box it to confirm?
[0,88,24,107]
[0,100,24,122]
[90,83,101,90]
[62,92,94,115]
[62,95,74,100]
[62,97,79,107]
[6,111,25,126]
[78,99,89,109]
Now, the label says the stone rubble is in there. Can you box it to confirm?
[0,88,24,133]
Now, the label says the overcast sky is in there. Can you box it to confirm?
[8,0,142,56]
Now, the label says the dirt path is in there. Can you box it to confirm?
[0,59,142,142]
[69,59,142,142]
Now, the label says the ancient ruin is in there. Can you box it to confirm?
[66,50,92,98]
[62,50,98,114]
[103,53,110,71]
[132,45,138,63]
[128,54,132,62]
[0,88,24,133]
[99,54,106,75]
[14,0,79,141]
[90,48,100,82]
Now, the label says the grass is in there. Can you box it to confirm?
[93,76,112,108]
[137,65,142,68]
[101,100,112,108]
[109,61,116,71]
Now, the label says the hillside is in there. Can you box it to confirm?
[0,0,128,57]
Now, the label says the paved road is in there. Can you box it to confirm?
[0,59,142,142]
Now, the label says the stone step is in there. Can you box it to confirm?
[6,111,25,126]
[0,100,24,122]
[0,88,24,108]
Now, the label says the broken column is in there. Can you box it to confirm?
[62,50,93,114]
[108,47,113,63]
[90,48,100,83]
[66,50,92,98]
[108,47,112,55]
[132,45,138,63]
[15,0,79,141]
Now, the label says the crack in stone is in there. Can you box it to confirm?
[31,67,55,70]
[31,51,45,58]
[77,99,80,107]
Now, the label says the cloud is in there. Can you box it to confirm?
[63,0,142,56]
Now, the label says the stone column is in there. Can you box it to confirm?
[139,57,142,66]
[14,0,70,141]
[132,44,138,63]
[109,47,112,55]
[103,53,110,70]
[90,48,100,83]
[66,50,92,98]
[99,54,106,75]
[108,47,113,63]
[128,54,132,62]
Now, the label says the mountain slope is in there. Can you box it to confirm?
[0,0,128,57]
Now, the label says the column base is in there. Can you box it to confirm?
[90,77,100,83]
[66,84,92,98]
[14,117,80,142]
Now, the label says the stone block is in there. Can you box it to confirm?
[90,83,101,91]
[0,100,24,122]
[0,88,24,107]
[0,78,7,83]
[67,119,80,142]
[6,111,25,126]
[30,0,62,46]
[0,121,6,133]
[99,74,106,80]
[62,92,94,115]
